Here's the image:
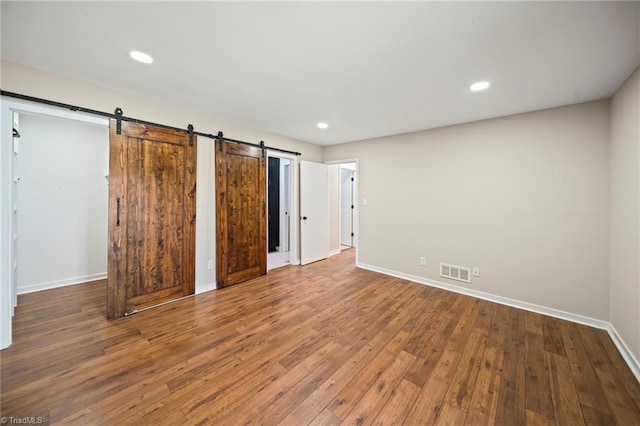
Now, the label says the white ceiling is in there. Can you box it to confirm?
[2,2,639,146]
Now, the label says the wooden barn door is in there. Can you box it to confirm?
[107,120,196,319]
[216,140,266,287]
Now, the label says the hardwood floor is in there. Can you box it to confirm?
[2,250,639,425]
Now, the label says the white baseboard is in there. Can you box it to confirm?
[606,323,640,383]
[329,249,342,257]
[17,272,107,295]
[21,277,220,297]
[357,262,640,383]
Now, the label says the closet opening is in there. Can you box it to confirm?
[12,112,109,299]
[267,154,292,270]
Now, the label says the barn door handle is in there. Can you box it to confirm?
[116,197,121,226]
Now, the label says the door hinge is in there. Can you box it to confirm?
[351,233,354,237]
[351,205,354,209]
[351,177,354,182]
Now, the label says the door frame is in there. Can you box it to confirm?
[0,98,108,349]
[325,159,359,265]
[266,150,300,266]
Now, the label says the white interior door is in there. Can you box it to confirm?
[300,160,329,265]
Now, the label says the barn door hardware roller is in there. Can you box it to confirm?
[115,107,123,134]
[188,124,194,146]
[217,131,224,151]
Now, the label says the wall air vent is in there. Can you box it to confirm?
[440,263,471,283]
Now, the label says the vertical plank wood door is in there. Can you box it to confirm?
[216,140,266,287]
[107,120,196,319]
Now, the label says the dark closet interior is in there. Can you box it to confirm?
[268,157,280,253]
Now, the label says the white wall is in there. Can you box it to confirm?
[324,100,611,320]
[16,113,108,293]
[194,135,216,294]
[609,66,640,363]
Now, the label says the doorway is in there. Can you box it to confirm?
[14,112,109,295]
[267,154,292,269]
[2,100,111,348]
[340,163,357,250]
[327,160,358,263]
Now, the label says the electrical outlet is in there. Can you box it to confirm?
[207,260,214,270]
[420,257,426,266]
[472,267,480,277]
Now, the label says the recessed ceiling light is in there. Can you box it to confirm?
[317,122,329,129]
[129,50,154,64]
[470,81,490,92]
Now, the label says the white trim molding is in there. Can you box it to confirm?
[357,261,640,384]
[606,324,640,384]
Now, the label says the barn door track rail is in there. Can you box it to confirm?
[1,90,302,156]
